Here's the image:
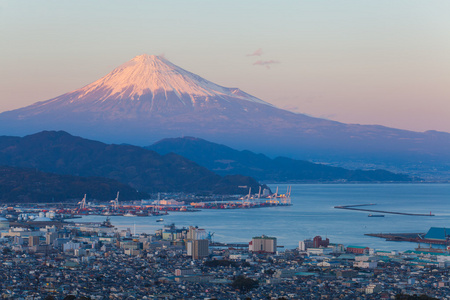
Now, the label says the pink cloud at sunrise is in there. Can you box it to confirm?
[246,48,263,57]
[252,60,280,69]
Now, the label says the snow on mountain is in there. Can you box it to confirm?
[94,55,268,103]
[22,54,271,116]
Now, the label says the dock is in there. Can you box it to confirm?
[334,204,434,216]
[365,232,425,242]
[365,232,450,246]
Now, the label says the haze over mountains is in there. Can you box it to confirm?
[149,137,413,183]
[0,54,449,179]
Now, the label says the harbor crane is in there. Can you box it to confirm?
[207,232,215,243]
[78,194,87,209]
[110,192,120,210]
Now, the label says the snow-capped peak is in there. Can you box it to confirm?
[71,54,271,106]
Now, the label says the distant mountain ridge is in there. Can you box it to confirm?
[0,165,148,203]
[0,131,264,194]
[148,137,413,182]
[0,54,448,179]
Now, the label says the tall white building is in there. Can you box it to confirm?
[187,239,209,259]
[250,235,277,254]
[187,226,207,240]
[186,226,209,259]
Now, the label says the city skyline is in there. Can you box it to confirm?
[1,1,450,132]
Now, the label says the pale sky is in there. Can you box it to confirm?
[1,0,449,132]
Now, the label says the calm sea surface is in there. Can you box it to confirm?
[79,183,450,252]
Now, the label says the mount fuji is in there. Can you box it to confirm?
[1,54,449,178]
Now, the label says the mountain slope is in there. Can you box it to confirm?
[0,54,448,178]
[0,165,149,203]
[148,137,413,182]
[3,54,271,119]
[0,131,264,194]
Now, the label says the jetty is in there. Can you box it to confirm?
[334,204,435,216]
[365,232,425,242]
[366,232,450,246]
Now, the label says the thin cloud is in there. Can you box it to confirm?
[246,48,263,56]
[253,60,280,69]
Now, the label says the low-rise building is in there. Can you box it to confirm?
[365,283,382,294]
[347,245,370,255]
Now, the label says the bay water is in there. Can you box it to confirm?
[79,183,450,252]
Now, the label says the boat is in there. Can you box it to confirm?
[101,217,114,228]
[136,211,150,217]
[156,218,164,222]
[368,214,385,217]
[124,212,137,217]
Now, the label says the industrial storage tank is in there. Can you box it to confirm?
[46,211,56,219]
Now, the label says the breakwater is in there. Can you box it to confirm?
[334,204,435,216]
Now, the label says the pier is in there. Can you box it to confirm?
[366,232,450,246]
[365,232,425,242]
[334,204,435,216]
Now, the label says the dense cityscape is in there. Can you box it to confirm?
[2,3,450,300]
[0,204,449,300]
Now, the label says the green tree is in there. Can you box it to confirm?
[231,275,259,292]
